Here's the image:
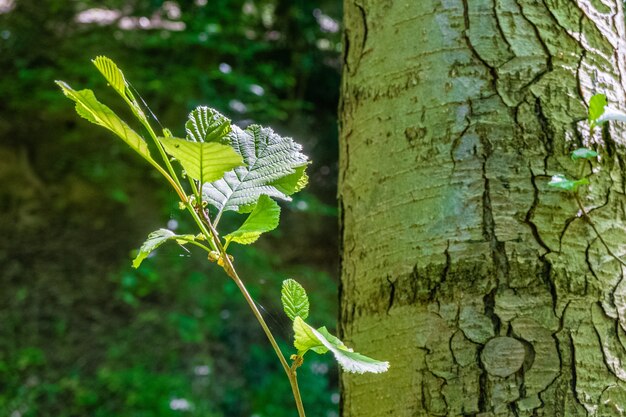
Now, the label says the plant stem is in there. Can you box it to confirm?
[198,209,307,417]
[289,365,306,417]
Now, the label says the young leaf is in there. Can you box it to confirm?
[132,229,194,268]
[281,279,310,321]
[293,316,326,354]
[292,317,389,374]
[224,195,280,245]
[186,107,232,144]
[159,137,244,183]
[571,148,598,161]
[589,94,607,127]
[56,81,154,163]
[548,174,589,192]
[92,56,128,99]
[92,56,146,123]
[202,125,308,212]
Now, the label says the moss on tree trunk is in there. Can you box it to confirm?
[339,1,626,415]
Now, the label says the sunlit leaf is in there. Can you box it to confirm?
[186,106,232,144]
[202,125,308,212]
[589,94,607,128]
[281,278,309,321]
[92,56,127,98]
[548,174,589,192]
[92,56,146,123]
[571,148,598,161]
[270,164,309,195]
[292,317,389,374]
[225,195,280,245]
[159,137,244,183]
[56,81,154,163]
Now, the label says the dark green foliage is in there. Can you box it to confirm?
[0,1,341,416]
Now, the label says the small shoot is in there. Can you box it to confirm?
[281,279,389,374]
[588,94,607,129]
[548,174,589,192]
[571,148,598,161]
[588,93,626,128]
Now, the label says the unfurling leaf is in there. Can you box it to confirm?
[589,94,608,128]
[55,81,154,163]
[548,174,589,192]
[133,229,194,268]
[202,125,308,212]
[92,56,128,99]
[292,317,389,374]
[159,137,244,183]
[281,279,309,321]
[92,56,147,123]
[186,107,232,144]
[571,148,598,161]
[225,195,280,245]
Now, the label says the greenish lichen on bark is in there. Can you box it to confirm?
[339,0,626,416]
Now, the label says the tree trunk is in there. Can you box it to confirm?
[339,1,626,416]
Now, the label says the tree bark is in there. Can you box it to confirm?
[339,1,626,416]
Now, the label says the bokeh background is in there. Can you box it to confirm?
[0,1,341,416]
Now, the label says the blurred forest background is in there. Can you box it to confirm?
[0,1,341,416]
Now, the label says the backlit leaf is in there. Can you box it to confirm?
[92,56,146,123]
[56,81,154,163]
[186,106,232,144]
[589,94,607,128]
[225,195,280,245]
[202,125,308,212]
[281,279,309,321]
[159,137,244,183]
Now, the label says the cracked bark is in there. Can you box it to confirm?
[339,0,626,416]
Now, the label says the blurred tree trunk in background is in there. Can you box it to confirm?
[339,1,626,415]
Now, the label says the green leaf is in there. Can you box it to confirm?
[159,137,244,183]
[202,125,309,212]
[589,94,608,127]
[281,279,310,321]
[133,229,173,268]
[224,195,280,244]
[56,81,154,163]
[292,317,389,374]
[92,56,127,98]
[92,56,146,123]
[269,164,309,195]
[571,148,598,160]
[132,229,195,268]
[293,316,326,354]
[186,107,232,144]
[548,174,589,192]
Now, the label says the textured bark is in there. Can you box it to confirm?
[339,1,626,416]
